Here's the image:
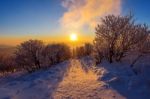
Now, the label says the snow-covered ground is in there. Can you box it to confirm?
[0,61,70,99]
[0,57,150,99]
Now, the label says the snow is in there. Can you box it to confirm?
[0,57,150,99]
[0,61,70,99]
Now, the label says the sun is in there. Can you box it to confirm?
[70,33,78,41]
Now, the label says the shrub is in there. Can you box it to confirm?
[76,43,93,58]
[76,46,85,58]
[15,40,44,72]
[42,43,71,66]
[0,54,16,75]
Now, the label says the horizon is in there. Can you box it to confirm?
[0,0,150,46]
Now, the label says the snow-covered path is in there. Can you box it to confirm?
[0,59,149,99]
[53,59,102,98]
[53,59,125,99]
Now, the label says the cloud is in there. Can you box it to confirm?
[60,0,122,31]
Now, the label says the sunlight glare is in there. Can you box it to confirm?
[70,33,77,41]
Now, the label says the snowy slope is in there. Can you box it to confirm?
[0,58,150,99]
[0,61,70,99]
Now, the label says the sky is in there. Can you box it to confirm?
[0,0,150,46]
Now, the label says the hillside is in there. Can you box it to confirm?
[0,58,150,99]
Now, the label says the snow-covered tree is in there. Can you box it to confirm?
[75,43,93,58]
[15,40,44,72]
[42,43,71,66]
[94,14,150,64]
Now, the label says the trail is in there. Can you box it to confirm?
[0,59,130,99]
[53,59,125,99]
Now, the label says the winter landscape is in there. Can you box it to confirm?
[0,0,150,99]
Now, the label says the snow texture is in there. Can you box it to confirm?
[0,57,150,99]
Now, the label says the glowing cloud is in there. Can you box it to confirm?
[60,0,122,31]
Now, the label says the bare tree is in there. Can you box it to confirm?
[94,15,131,63]
[94,14,150,64]
[42,43,71,66]
[93,39,105,64]
[130,32,150,67]
[76,46,85,58]
[15,40,44,72]
[115,24,150,62]
[75,43,93,58]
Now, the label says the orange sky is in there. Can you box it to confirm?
[0,34,94,46]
